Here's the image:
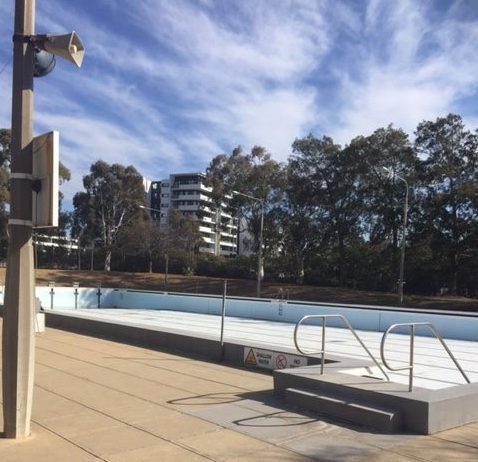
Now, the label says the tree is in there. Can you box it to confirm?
[206,146,285,261]
[347,125,419,290]
[72,161,146,271]
[288,135,364,286]
[0,129,11,258]
[168,208,202,274]
[118,214,164,273]
[415,114,478,294]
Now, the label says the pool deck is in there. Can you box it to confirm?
[3,319,478,461]
[59,308,478,390]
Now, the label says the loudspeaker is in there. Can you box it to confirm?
[43,32,85,68]
[34,49,56,77]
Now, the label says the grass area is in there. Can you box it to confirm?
[0,268,475,312]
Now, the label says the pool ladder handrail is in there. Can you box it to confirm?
[380,322,471,392]
[294,314,390,381]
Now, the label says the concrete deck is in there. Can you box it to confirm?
[2,320,478,461]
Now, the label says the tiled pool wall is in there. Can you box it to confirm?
[12,286,478,342]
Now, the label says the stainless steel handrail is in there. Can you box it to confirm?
[294,314,390,381]
[380,322,471,392]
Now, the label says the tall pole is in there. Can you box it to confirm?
[219,279,227,360]
[232,191,264,298]
[2,0,36,439]
[398,179,409,305]
[257,201,264,298]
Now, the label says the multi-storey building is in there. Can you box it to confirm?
[149,173,238,256]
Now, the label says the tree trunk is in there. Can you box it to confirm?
[104,249,111,271]
[295,254,305,285]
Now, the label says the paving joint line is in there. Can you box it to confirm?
[30,420,111,462]
[36,345,257,394]
[35,384,219,462]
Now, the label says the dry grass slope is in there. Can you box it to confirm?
[0,268,474,312]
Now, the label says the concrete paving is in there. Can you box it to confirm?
[60,308,478,390]
[2,321,478,461]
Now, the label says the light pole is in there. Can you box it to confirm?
[381,167,409,305]
[233,191,264,298]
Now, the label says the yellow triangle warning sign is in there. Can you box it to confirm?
[245,348,257,366]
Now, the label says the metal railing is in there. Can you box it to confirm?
[294,314,390,381]
[380,322,471,392]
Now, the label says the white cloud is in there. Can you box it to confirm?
[119,0,329,160]
[330,0,478,143]
[1,0,477,209]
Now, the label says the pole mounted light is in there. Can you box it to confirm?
[3,0,85,439]
[380,167,409,305]
[233,191,264,298]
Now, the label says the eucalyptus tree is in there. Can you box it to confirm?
[289,135,365,286]
[167,208,202,274]
[118,213,163,273]
[415,114,478,294]
[206,146,284,259]
[72,160,146,271]
[346,126,419,290]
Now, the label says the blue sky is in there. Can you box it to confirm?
[1,0,477,208]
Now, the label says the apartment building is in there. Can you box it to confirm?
[149,173,238,257]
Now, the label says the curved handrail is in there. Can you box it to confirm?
[380,322,471,391]
[294,314,390,381]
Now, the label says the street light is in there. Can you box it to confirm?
[139,204,169,288]
[381,167,409,305]
[233,191,264,298]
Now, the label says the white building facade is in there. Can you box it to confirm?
[149,173,238,257]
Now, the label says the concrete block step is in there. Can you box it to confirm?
[285,387,402,432]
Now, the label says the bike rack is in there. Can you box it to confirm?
[294,314,390,381]
[380,322,471,392]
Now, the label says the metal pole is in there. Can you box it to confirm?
[2,0,36,438]
[409,324,415,392]
[257,201,264,298]
[398,179,408,305]
[90,240,94,271]
[231,191,265,298]
[96,284,101,308]
[164,208,170,290]
[49,285,54,310]
[164,252,169,290]
[220,279,227,359]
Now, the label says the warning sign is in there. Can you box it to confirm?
[243,347,307,370]
[244,348,257,366]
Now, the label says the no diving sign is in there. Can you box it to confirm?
[243,347,307,370]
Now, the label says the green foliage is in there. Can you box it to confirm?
[205,145,284,258]
[72,160,146,271]
[415,114,478,294]
[196,255,256,279]
[37,112,478,299]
